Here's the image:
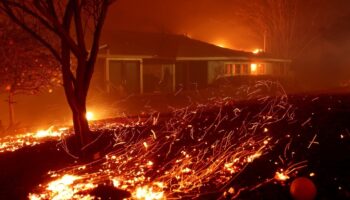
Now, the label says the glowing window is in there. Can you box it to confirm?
[250,63,257,74]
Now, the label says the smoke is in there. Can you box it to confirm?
[103,0,260,50]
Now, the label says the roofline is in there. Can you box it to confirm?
[99,54,291,63]
[99,54,155,59]
[176,56,292,62]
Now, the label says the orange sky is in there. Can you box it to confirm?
[101,0,350,52]
[101,0,262,51]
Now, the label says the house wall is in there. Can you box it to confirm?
[98,56,291,96]
[143,62,174,93]
[175,61,208,90]
[107,60,140,95]
[208,60,291,84]
[208,61,225,84]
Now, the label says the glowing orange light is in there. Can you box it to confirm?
[217,43,225,48]
[86,112,94,121]
[34,126,62,138]
[23,83,293,200]
[134,185,164,200]
[274,171,290,181]
[252,49,263,54]
[250,64,257,73]
[0,126,68,153]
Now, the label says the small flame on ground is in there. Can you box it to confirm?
[274,171,290,181]
[134,185,165,200]
[0,126,68,153]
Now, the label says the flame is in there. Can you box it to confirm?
[217,43,226,48]
[22,81,295,200]
[34,126,63,138]
[274,171,290,181]
[0,126,68,153]
[250,63,257,73]
[45,175,81,200]
[252,49,263,54]
[86,112,94,121]
[134,185,165,200]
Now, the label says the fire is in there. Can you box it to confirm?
[34,126,64,138]
[274,171,290,181]
[47,174,80,192]
[0,126,68,153]
[252,48,263,54]
[86,112,94,121]
[134,185,165,200]
[24,81,296,199]
[217,43,226,48]
[250,63,257,73]
[29,174,97,200]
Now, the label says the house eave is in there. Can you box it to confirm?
[99,54,292,63]
[176,56,291,63]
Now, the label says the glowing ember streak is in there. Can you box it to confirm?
[143,142,148,149]
[147,161,154,166]
[246,152,262,163]
[27,81,295,199]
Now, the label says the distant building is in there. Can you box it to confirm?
[97,31,291,95]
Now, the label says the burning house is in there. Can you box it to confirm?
[97,31,291,95]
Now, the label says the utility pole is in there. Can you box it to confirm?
[263,30,267,52]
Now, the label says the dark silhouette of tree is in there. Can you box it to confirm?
[0,0,116,153]
[0,19,60,128]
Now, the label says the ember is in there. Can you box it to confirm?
[0,126,69,153]
[27,82,303,199]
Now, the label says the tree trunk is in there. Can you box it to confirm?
[7,92,15,128]
[72,100,92,149]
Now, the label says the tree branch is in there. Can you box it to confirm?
[0,4,61,62]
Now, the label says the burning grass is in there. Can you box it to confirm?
[1,81,348,199]
[24,81,311,200]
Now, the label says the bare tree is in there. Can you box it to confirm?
[0,0,115,152]
[0,19,60,128]
[234,0,330,59]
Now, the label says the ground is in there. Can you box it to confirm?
[0,83,349,200]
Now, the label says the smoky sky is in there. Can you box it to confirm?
[102,0,264,50]
[102,0,350,51]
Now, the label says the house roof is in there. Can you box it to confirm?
[101,31,289,62]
